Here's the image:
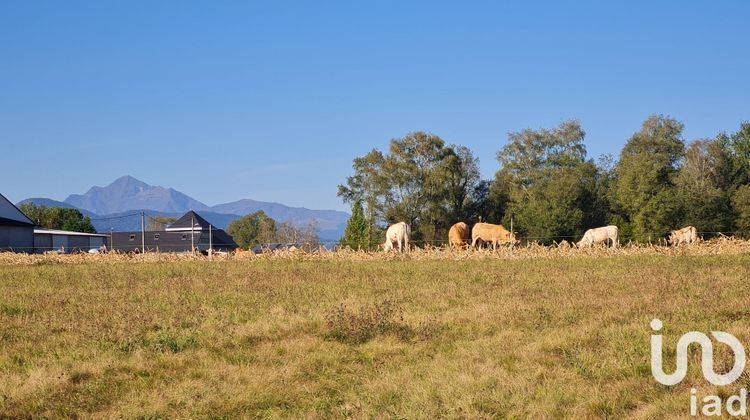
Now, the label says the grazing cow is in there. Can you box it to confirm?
[669,226,698,246]
[448,222,470,249]
[577,225,619,248]
[471,222,516,250]
[383,222,410,252]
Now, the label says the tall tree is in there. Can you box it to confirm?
[340,201,369,250]
[226,211,277,249]
[674,139,731,233]
[338,132,480,243]
[612,115,685,242]
[338,149,386,248]
[717,122,750,232]
[467,179,494,223]
[495,120,599,243]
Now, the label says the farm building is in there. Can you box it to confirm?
[110,211,237,253]
[33,228,108,253]
[0,192,35,252]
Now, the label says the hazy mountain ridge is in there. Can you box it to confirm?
[65,176,211,214]
[18,176,348,241]
[16,198,97,218]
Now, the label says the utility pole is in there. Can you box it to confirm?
[110,227,114,253]
[141,211,146,253]
[209,224,213,259]
[191,214,195,254]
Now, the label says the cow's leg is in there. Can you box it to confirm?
[471,237,478,250]
[404,236,409,252]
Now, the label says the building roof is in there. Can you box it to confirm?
[34,228,108,237]
[165,210,213,231]
[0,193,34,226]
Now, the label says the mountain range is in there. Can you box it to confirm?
[18,176,349,241]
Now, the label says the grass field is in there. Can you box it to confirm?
[2,245,750,418]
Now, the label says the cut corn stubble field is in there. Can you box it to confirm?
[1,239,750,417]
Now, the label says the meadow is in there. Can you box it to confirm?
[1,241,750,418]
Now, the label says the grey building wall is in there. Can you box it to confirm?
[33,233,109,253]
[34,233,53,252]
[110,229,237,253]
[52,235,68,251]
[68,236,89,252]
[0,225,34,252]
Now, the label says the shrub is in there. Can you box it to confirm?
[324,299,411,344]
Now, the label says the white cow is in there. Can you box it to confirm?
[577,225,619,248]
[383,222,410,252]
[669,226,698,246]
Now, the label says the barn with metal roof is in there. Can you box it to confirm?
[33,228,108,254]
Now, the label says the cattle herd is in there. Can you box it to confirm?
[382,221,700,252]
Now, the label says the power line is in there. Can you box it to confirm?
[89,212,141,221]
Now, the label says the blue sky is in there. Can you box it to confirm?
[1,1,748,211]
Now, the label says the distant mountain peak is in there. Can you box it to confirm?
[110,175,148,188]
[64,175,210,215]
[113,174,142,183]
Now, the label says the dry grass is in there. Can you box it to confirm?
[1,240,749,417]
[1,236,748,265]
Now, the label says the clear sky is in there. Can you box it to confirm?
[1,1,748,211]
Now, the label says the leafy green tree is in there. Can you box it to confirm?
[226,211,277,249]
[340,201,369,249]
[731,185,750,233]
[379,132,454,238]
[19,203,96,233]
[674,139,731,233]
[19,203,46,226]
[718,122,750,188]
[612,115,685,242]
[467,180,494,222]
[56,208,96,233]
[338,149,387,247]
[338,131,480,243]
[494,120,599,243]
[717,123,750,231]
[589,154,616,230]
[440,145,481,224]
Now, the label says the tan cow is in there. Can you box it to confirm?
[448,222,470,249]
[383,222,410,252]
[669,226,698,246]
[576,225,619,248]
[471,222,516,250]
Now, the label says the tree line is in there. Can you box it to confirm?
[19,203,96,233]
[226,211,320,249]
[338,115,750,248]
